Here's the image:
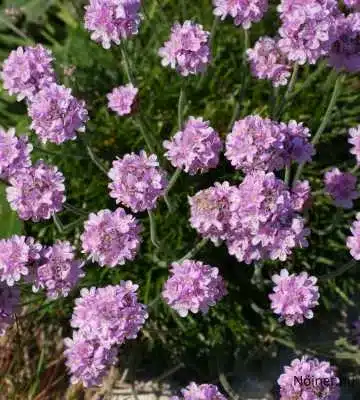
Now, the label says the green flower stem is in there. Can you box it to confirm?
[293,74,344,186]
[178,86,186,130]
[165,167,182,196]
[284,165,291,186]
[351,164,360,174]
[176,238,209,263]
[274,63,299,119]
[86,144,108,175]
[120,44,135,83]
[319,259,358,281]
[134,116,156,154]
[148,210,160,248]
[63,203,88,217]
[52,214,64,233]
[0,15,32,43]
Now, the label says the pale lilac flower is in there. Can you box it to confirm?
[108,151,167,212]
[329,13,360,73]
[189,182,236,243]
[0,283,20,336]
[347,213,360,260]
[81,208,141,267]
[213,0,268,30]
[344,0,360,9]
[171,382,227,400]
[0,127,32,181]
[159,21,211,76]
[226,172,310,263]
[71,282,148,347]
[278,356,340,399]
[64,330,118,387]
[247,36,291,87]
[324,168,359,209]
[225,116,314,173]
[6,160,66,222]
[107,84,138,116]
[33,241,84,299]
[162,260,227,317]
[84,0,142,49]
[278,0,339,65]
[164,117,222,175]
[269,269,319,326]
[349,125,360,164]
[291,180,311,212]
[0,235,42,286]
[1,44,55,101]
[28,83,88,144]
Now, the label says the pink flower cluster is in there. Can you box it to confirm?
[164,117,222,175]
[213,0,268,29]
[0,127,32,182]
[171,382,227,400]
[225,116,314,173]
[278,356,340,399]
[278,0,339,65]
[65,281,148,386]
[6,160,66,222]
[108,151,167,212]
[269,269,319,326]
[28,83,88,144]
[347,213,360,260]
[247,37,291,87]
[107,84,138,116]
[84,0,142,49]
[349,125,360,165]
[81,208,142,267]
[162,260,227,317]
[324,168,359,209]
[159,21,211,76]
[1,44,55,101]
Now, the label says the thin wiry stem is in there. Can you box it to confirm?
[63,203,88,217]
[86,144,108,175]
[0,15,32,42]
[148,210,160,248]
[274,63,299,119]
[52,214,64,233]
[134,116,156,154]
[293,74,344,185]
[178,86,186,131]
[319,260,358,281]
[121,43,135,83]
[165,167,182,196]
[176,238,208,263]
[284,165,291,186]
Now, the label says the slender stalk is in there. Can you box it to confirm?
[176,238,208,263]
[135,116,156,154]
[86,145,108,175]
[274,63,299,119]
[293,74,344,185]
[52,214,64,233]
[63,203,88,217]
[351,164,360,174]
[319,259,358,281]
[148,210,160,248]
[0,15,32,42]
[178,86,186,130]
[284,165,291,186]
[165,168,182,196]
[120,44,135,83]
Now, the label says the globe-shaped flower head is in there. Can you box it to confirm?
[346,213,360,260]
[71,281,148,347]
[84,0,142,49]
[159,21,211,76]
[349,125,360,165]
[277,356,340,399]
[6,160,66,221]
[108,151,167,212]
[171,382,227,400]
[0,283,20,336]
[278,0,339,65]
[164,117,222,175]
[226,172,310,263]
[81,208,141,267]
[329,13,360,73]
[28,83,88,144]
[33,241,85,299]
[269,269,319,326]
[189,182,236,243]
[324,168,359,209]
[1,44,55,101]
[247,36,291,87]
[162,260,227,317]
[0,235,42,286]
[107,84,138,116]
[0,127,32,181]
[213,0,268,29]
[64,330,118,387]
